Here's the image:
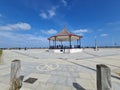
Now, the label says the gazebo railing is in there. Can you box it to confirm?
[74,45,81,48]
[49,45,81,49]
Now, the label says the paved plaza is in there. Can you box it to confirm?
[0,48,120,90]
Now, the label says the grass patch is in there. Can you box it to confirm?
[0,50,2,64]
[0,50,2,57]
[116,72,120,76]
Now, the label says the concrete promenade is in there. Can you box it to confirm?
[0,48,120,90]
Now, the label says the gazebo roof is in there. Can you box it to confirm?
[48,28,83,41]
[57,28,71,36]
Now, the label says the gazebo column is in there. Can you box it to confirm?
[61,41,62,45]
[77,39,78,48]
[55,37,56,49]
[69,36,71,49]
[61,41,63,49]
[77,40,78,45]
[49,40,50,49]
[53,40,54,49]
[79,38,81,48]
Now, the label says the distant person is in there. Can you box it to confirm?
[24,47,27,50]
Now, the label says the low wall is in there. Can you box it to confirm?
[50,48,83,53]
[70,48,83,53]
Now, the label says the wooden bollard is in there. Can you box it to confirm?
[10,60,21,90]
[97,64,112,90]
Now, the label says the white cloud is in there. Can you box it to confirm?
[62,0,67,6]
[72,29,89,36]
[100,34,108,37]
[0,31,48,47]
[39,7,56,19]
[73,29,88,33]
[48,9,56,18]
[107,21,120,26]
[39,12,48,19]
[41,29,57,35]
[47,29,57,34]
[0,22,31,31]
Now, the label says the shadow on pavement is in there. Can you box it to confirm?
[73,82,85,90]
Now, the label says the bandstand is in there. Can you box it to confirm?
[48,28,83,53]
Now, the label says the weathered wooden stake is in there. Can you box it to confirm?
[10,60,21,90]
[97,64,112,90]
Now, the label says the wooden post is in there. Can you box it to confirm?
[10,60,21,90]
[97,64,112,90]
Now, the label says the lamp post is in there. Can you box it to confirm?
[95,36,98,51]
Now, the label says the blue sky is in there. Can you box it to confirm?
[0,0,120,48]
